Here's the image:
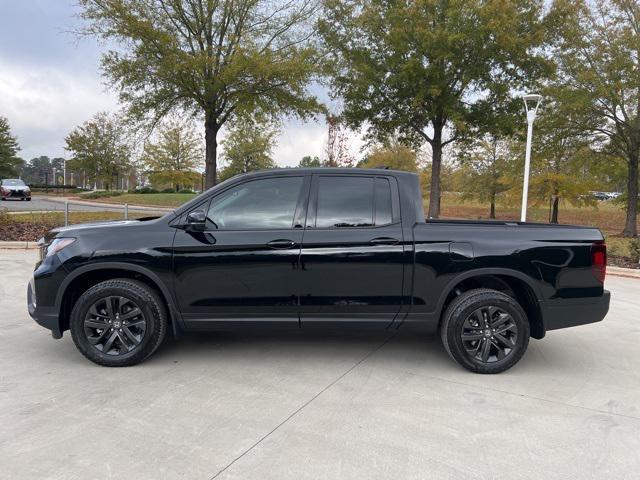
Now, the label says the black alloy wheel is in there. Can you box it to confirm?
[83,296,147,356]
[70,279,167,367]
[440,288,530,374]
[460,306,518,364]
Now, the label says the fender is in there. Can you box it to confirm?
[55,262,184,336]
[432,267,545,327]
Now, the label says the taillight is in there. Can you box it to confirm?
[591,241,607,284]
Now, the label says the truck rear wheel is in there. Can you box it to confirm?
[440,288,530,374]
[70,279,167,367]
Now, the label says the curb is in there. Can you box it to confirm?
[608,266,640,280]
[0,241,39,250]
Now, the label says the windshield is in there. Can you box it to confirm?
[2,179,26,186]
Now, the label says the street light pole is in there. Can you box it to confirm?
[521,94,542,222]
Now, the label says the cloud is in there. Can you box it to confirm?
[0,57,119,160]
[273,118,366,167]
[0,1,368,168]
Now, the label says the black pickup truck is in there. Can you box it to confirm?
[28,168,610,373]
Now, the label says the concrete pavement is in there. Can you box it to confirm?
[1,249,639,479]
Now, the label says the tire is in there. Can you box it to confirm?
[70,279,168,367]
[440,288,530,374]
[26,197,31,201]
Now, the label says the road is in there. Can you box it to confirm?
[1,249,639,480]
[1,196,169,213]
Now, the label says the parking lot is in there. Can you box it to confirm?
[1,196,125,212]
[2,249,639,479]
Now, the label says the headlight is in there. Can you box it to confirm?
[46,238,76,258]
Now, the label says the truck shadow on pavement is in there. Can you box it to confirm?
[141,329,575,377]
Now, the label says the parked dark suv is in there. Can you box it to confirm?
[28,168,610,373]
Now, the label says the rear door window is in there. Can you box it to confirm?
[374,177,393,226]
[315,176,374,228]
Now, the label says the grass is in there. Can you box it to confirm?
[438,194,636,236]
[6,211,150,224]
[76,192,198,207]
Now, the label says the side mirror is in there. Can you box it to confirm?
[186,209,207,232]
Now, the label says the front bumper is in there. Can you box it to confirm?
[2,189,30,199]
[542,290,610,331]
[27,279,63,338]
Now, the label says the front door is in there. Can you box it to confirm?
[173,175,310,326]
[299,174,405,324]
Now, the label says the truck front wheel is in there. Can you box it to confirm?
[440,288,530,374]
[70,279,167,367]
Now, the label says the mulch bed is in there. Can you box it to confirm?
[608,255,640,270]
[0,223,55,242]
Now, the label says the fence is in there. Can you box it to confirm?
[1,199,171,226]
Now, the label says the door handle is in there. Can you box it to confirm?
[267,239,297,249]
[369,237,400,246]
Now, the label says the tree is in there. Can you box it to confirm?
[142,120,203,191]
[359,141,418,172]
[457,135,519,219]
[551,0,640,236]
[527,96,596,223]
[324,115,354,167]
[19,156,66,184]
[299,155,322,167]
[320,0,551,218]
[79,0,324,189]
[65,113,133,190]
[0,116,22,178]
[218,117,278,181]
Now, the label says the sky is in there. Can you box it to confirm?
[0,1,362,167]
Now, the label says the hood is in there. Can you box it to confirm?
[45,219,149,243]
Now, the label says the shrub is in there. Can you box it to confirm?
[178,189,194,194]
[134,187,158,194]
[630,238,640,264]
[81,191,124,199]
[161,188,175,193]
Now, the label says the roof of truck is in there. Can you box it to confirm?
[237,167,417,177]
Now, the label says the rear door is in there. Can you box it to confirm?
[299,174,405,324]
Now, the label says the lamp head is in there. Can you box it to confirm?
[523,93,542,121]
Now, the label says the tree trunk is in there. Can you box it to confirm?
[427,125,443,219]
[204,116,218,189]
[622,150,638,237]
[551,193,559,224]
[489,192,496,219]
